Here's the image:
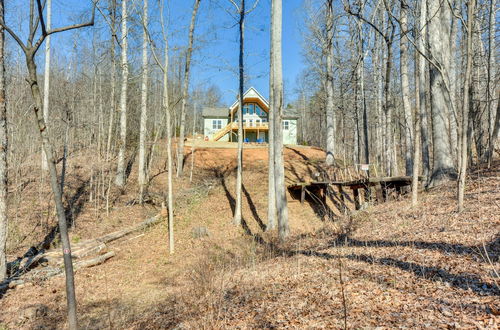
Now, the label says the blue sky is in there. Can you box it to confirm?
[4,0,309,105]
[168,0,307,104]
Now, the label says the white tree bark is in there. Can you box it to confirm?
[400,0,413,175]
[418,0,430,178]
[41,0,51,171]
[138,0,148,201]
[115,0,128,187]
[164,35,174,254]
[325,0,335,166]
[0,0,7,281]
[427,0,456,186]
[106,0,117,161]
[233,0,245,226]
[271,0,288,241]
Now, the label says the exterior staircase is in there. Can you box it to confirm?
[213,123,235,141]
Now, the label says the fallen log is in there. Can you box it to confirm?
[97,215,161,244]
[73,251,116,271]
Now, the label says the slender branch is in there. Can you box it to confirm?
[228,0,240,12]
[0,20,28,52]
[32,2,97,54]
[245,0,259,14]
[36,0,47,36]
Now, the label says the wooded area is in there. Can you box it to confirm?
[0,0,498,328]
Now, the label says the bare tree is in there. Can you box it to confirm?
[106,0,117,161]
[0,1,96,327]
[115,0,128,187]
[177,0,201,178]
[230,0,245,226]
[458,0,475,212]
[41,0,51,171]
[138,0,149,201]
[271,0,288,241]
[0,0,7,281]
[400,0,413,175]
[486,0,497,166]
[325,0,335,166]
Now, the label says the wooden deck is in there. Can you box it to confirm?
[288,176,424,210]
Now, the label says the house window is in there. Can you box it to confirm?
[213,119,222,130]
[283,120,289,130]
[256,119,260,127]
[249,119,253,127]
[249,104,254,115]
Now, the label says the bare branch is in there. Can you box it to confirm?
[0,20,27,52]
[36,0,47,36]
[32,1,97,55]
[245,0,260,14]
[228,0,240,12]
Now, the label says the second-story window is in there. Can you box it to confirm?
[283,120,289,130]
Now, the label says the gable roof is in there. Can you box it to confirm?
[229,87,270,115]
[202,107,228,118]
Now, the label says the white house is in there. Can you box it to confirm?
[202,87,298,145]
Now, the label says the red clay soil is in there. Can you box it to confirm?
[0,146,498,329]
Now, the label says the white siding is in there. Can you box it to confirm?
[282,119,297,145]
[204,118,229,141]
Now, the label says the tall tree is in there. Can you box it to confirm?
[417,0,430,178]
[230,0,245,226]
[458,0,475,212]
[138,0,149,202]
[325,0,335,166]
[400,0,413,175]
[427,0,456,186]
[486,0,497,166]
[41,0,51,171]
[106,0,117,161]
[0,1,96,327]
[176,0,201,178]
[271,0,288,240]
[115,0,128,187]
[0,0,7,281]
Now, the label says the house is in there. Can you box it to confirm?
[202,87,298,144]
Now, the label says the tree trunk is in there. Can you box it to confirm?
[325,0,335,166]
[233,0,245,226]
[115,0,128,187]
[267,25,276,230]
[486,0,497,166]
[164,36,174,254]
[271,0,289,241]
[0,0,7,281]
[106,0,117,161]
[418,0,430,178]
[26,52,78,330]
[138,0,148,202]
[427,0,456,186]
[412,18,422,206]
[176,0,201,178]
[458,0,474,212]
[41,0,51,171]
[400,0,413,175]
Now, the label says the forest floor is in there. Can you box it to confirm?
[0,142,498,329]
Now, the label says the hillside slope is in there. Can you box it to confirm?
[0,145,498,329]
